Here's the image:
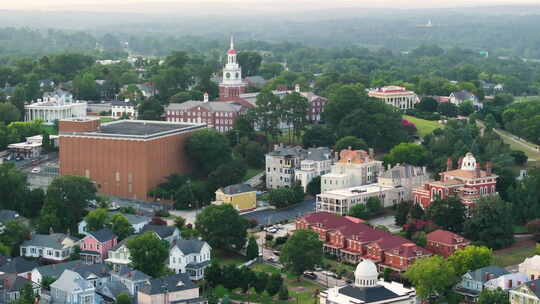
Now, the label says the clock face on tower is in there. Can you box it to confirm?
[226,72,231,79]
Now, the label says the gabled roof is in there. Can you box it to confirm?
[268,145,306,157]
[34,260,84,278]
[51,269,94,292]
[21,233,76,250]
[338,285,400,302]
[427,229,469,245]
[0,257,39,274]
[166,101,243,113]
[87,228,116,243]
[8,276,39,292]
[465,266,509,283]
[141,224,177,239]
[72,263,111,279]
[0,210,20,223]
[451,90,475,101]
[523,279,540,298]
[97,280,130,300]
[379,164,425,180]
[140,273,197,295]
[172,239,208,255]
[114,265,151,282]
[220,184,255,195]
[110,235,135,251]
[305,147,332,162]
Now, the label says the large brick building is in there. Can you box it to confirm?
[59,118,206,201]
[426,229,470,258]
[412,152,498,211]
[297,212,431,272]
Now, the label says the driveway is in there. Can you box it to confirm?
[368,215,401,233]
[242,198,315,226]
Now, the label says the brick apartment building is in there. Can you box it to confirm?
[59,118,206,201]
[426,229,470,258]
[413,152,498,211]
[297,212,431,272]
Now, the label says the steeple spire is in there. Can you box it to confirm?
[230,36,234,50]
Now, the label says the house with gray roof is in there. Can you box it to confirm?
[140,225,180,244]
[0,210,27,233]
[455,265,509,301]
[20,233,78,263]
[510,278,540,304]
[78,212,150,236]
[72,263,111,289]
[168,239,211,281]
[0,257,39,277]
[449,90,479,107]
[0,274,41,304]
[31,260,84,285]
[110,266,150,299]
[265,145,309,189]
[294,147,333,191]
[104,236,135,272]
[137,273,205,304]
[50,270,97,304]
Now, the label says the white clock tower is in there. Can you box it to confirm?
[219,36,247,100]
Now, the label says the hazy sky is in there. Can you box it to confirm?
[3,0,540,11]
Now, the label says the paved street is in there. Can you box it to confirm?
[241,198,315,226]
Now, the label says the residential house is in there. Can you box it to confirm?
[265,145,307,189]
[484,272,529,291]
[297,212,431,272]
[454,265,509,302]
[168,239,211,281]
[413,153,498,212]
[110,266,150,297]
[38,79,55,89]
[50,270,97,304]
[214,184,257,212]
[319,259,416,304]
[519,255,540,280]
[449,90,479,108]
[426,229,471,257]
[137,273,206,304]
[104,236,135,272]
[140,225,180,244]
[80,228,118,264]
[0,275,41,304]
[0,210,26,233]
[0,257,39,280]
[320,149,383,192]
[79,212,150,236]
[72,263,111,289]
[20,233,78,263]
[111,100,137,119]
[510,279,540,304]
[294,147,333,192]
[43,89,74,104]
[31,260,83,285]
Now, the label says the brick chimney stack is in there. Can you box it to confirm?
[446,158,453,171]
[475,162,481,178]
[369,148,374,159]
[457,157,464,168]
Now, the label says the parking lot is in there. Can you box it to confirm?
[242,198,315,226]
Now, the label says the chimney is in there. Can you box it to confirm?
[203,92,209,103]
[369,148,374,158]
[486,161,492,175]
[446,158,453,171]
[457,157,464,168]
[485,273,490,281]
[508,279,513,289]
[295,84,300,93]
[475,162,481,178]
[49,227,54,235]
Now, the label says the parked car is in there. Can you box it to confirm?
[31,167,41,173]
[303,272,317,280]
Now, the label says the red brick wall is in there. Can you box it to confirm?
[59,119,101,133]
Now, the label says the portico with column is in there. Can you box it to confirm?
[25,101,87,124]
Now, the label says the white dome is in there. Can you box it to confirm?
[461,152,477,171]
[354,259,379,288]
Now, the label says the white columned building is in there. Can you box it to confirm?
[25,100,87,124]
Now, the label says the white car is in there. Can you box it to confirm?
[31,167,41,173]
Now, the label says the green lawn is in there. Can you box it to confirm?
[244,168,264,181]
[493,245,536,267]
[100,117,117,123]
[403,115,442,137]
[212,249,248,266]
[494,128,540,162]
[514,96,540,103]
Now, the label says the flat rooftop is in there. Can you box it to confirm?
[64,120,205,139]
[319,184,394,198]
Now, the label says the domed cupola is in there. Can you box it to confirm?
[460,152,477,171]
[354,259,379,288]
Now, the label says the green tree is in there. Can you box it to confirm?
[348,204,369,220]
[204,263,222,288]
[238,267,257,293]
[366,197,382,215]
[302,124,336,149]
[278,285,289,301]
[426,197,466,233]
[174,180,212,210]
[0,102,21,124]
[0,220,30,254]
[185,129,232,175]
[395,201,412,226]
[127,232,169,277]
[335,136,368,152]
[84,208,110,232]
[266,273,283,297]
[478,288,509,304]
[237,51,263,77]
[438,102,458,117]
[412,231,427,247]
[109,213,135,240]
[0,242,10,256]
[39,175,97,233]
[416,97,439,113]
[41,276,56,290]
[115,293,131,304]
[405,255,456,302]
[195,204,247,251]
[73,72,99,100]
[448,245,493,277]
[280,229,323,277]
[12,283,36,304]
[306,176,321,196]
[464,197,514,249]
[208,160,247,189]
[282,92,310,143]
[70,245,81,260]
[253,89,281,141]
[459,101,475,116]
[246,236,259,260]
[254,272,269,294]
[383,143,429,166]
[0,163,29,211]
[137,98,164,121]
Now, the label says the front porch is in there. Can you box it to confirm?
[80,250,102,265]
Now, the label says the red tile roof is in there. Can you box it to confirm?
[427,229,469,245]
